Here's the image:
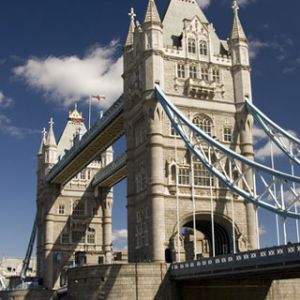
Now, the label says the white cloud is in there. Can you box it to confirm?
[0,114,38,138]
[13,41,123,109]
[259,225,267,236]
[255,129,298,160]
[197,0,211,8]
[112,229,128,242]
[249,39,270,59]
[238,0,256,6]
[0,91,14,108]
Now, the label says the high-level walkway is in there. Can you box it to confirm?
[170,243,300,281]
[46,97,124,184]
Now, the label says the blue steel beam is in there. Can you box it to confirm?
[155,85,300,218]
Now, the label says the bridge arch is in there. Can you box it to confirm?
[168,211,241,262]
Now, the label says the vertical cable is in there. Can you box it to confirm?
[270,139,280,245]
[253,171,260,249]
[209,147,215,257]
[174,121,181,262]
[229,159,236,253]
[290,143,300,243]
[190,151,197,260]
[280,181,287,244]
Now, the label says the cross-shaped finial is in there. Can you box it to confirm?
[49,118,54,128]
[128,8,136,22]
[42,127,47,139]
[232,0,239,14]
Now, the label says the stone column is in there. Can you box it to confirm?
[44,217,54,289]
[101,188,113,263]
[148,103,166,262]
[240,113,258,249]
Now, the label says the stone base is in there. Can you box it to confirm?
[67,263,179,300]
[0,289,54,300]
[179,278,300,300]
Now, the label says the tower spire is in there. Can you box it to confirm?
[46,118,57,147]
[230,0,247,42]
[38,128,47,155]
[125,8,136,47]
[143,0,161,25]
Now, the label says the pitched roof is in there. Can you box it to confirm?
[144,0,161,24]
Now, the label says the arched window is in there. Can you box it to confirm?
[189,65,197,79]
[193,115,213,136]
[199,40,208,55]
[212,69,220,83]
[188,39,196,54]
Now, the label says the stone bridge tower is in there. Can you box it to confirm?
[123,0,257,263]
[36,106,113,289]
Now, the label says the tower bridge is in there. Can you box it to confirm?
[3,0,300,299]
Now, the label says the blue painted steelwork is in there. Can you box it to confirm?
[155,85,300,218]
[46,96,124,183]
[92,153,127,188]
[170,243,300,280]
[20,217,37,281]
[246,99,300,166]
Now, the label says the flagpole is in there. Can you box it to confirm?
[88,95,92,130]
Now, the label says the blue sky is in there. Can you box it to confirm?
[0,0,300,258]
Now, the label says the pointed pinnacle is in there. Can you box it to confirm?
[144,0,161,25]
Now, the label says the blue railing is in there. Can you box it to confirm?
[170,243,300,279]
[46,96,124,183]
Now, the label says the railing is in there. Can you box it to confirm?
[92,153,127,187]
[46,96,124,183]
[170,243,300,279]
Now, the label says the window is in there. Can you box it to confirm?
[188,39,196,54]
[224,127,232,142]
[199,40,208,56]
[193,116,213,136]
[177,64,185,78]
[87,233,95,244]
[178,167,190,185]
[189,65,197,79]
[58,204,65,215]
[72,231,85,244]
[194,162,211,186]
[80,170,86,180]
[61,232,70,244]
[171,125,180,136]
[201,67,209,81]
[212,69,220,83]
[73,200,85,216]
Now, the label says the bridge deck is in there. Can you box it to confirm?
[170,243,300,281]
[92,153,127,188]
[46,97,124,184]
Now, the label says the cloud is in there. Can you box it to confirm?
[0,114,38,138]
[112,229,128,250]
[254,129,298,160]
[13,41,123,109]
[259,225,267,236]
[0,91,14,108]
[196,0,211,8]
[238,0,256,6]
[249,39,270,59]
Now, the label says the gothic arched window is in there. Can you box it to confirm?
[188,39,196,54]
[193,115,213,136]
[199,40,208,55]
[212,69,221,83]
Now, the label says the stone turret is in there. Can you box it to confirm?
[44,118,57,168]
[230,1,257,249]
[230,0,252,103]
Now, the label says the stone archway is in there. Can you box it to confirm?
[169,212,241,261]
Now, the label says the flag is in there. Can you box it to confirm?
[91,95,106,101]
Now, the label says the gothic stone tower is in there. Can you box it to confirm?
[123,0,257,263]
[36,106,113,289]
